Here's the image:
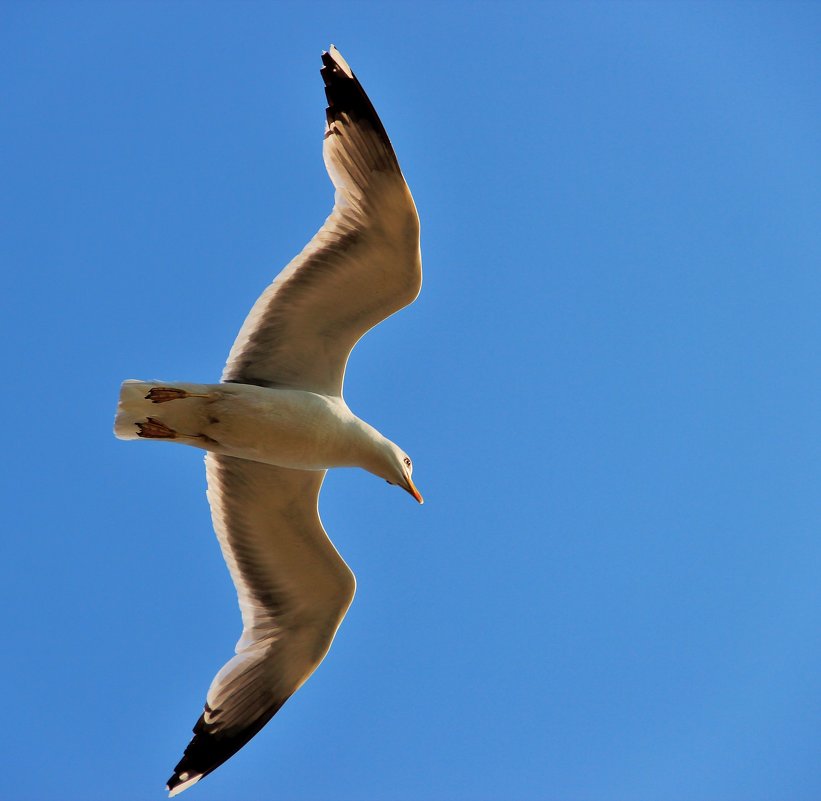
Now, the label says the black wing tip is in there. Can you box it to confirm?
[166,770,200,797]
[319,45,393,147]
[166,701,287,795]
[320,44,353,94]
[321,44,351,75]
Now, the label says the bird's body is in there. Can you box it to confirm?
[116,379,391,472]
[113,45,423,797]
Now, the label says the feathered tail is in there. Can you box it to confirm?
[114,380,214,441]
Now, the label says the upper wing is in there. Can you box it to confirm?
[222,45,421,396]
[166,454,356,797]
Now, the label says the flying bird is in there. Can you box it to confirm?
[114,45,422,796]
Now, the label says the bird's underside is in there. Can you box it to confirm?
[113,45,422,797]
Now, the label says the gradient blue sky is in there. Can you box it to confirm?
[2,2,820,800]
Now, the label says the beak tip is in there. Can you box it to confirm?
[406,478,424,505]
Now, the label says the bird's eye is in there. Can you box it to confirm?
[403,457,411,468]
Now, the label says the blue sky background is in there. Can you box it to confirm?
[2,2,820,800]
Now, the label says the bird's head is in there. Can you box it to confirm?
[383,445,423,504]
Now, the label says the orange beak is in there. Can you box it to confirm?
[406,475,424,504]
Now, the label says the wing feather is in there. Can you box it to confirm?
[222,45,421,396]
[166,454,355,795]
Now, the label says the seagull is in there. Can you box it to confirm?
[114,45,422,796]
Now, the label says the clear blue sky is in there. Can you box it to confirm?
[2,2,820,800]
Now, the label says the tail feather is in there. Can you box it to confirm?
[114,380,159,440]
[113,380,213,441]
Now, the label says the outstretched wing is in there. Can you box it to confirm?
[166,454,356,797]
[222,45,421,396]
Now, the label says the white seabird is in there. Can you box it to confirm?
[114,45,422,796]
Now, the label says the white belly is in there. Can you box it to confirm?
[203,383,358,469]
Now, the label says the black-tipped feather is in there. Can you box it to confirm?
[320,49,397,165]
[166,699,288,794]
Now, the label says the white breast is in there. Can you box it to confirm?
[204,383,361,470]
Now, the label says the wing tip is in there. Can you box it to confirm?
[166,770,202,797]
[165,700,287,795]
[319,45,396,159]
[323,44,353,78]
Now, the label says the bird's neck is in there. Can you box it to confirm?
[349,417,399,482]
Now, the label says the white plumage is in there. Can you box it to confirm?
[113,45,423,796]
